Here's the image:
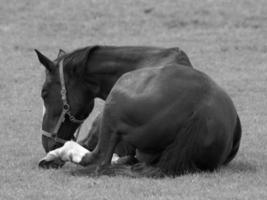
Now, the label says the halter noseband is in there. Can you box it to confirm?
[42,59,85,144]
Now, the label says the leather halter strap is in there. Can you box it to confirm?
[42,59,84,144]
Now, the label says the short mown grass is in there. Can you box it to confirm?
[1,0,267,199]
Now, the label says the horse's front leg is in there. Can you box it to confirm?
[38,140,120,169]
[39,141,91,169]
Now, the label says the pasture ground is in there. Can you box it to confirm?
[0,0,267,199]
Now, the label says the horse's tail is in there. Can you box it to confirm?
[99,115,204,178]
[223,114,242,165]
[155,116,204,176]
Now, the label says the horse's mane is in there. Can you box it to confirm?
[60,46,99,77]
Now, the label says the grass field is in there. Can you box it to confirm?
[1,0,267,199]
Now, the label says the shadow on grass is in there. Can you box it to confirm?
[63,160,258,178]
[223,160,258,174]
[67,165,99,177]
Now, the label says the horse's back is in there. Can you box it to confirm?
[89,46,193,73]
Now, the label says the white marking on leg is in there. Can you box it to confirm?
[40,146,64,162]
[41,141,90,164]
[60,141,90,164]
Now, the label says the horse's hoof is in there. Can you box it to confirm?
[39,159,50,169]
[38,158,65,169]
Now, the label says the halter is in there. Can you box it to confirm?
[42,59,85,144]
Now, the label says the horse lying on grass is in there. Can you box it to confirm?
[36,46,241,177]
[37,46,192,153]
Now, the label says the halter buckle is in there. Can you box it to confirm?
[63,103,70,111]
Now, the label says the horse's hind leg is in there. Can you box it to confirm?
[93,131,120,172]
[114,155,138,165]
[78,113,101,151]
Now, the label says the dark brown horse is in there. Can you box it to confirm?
[37,46,192,153]
[36,46,241,177]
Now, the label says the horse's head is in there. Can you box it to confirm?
[35,47,99,152]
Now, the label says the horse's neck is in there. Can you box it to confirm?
[86,48,145,99]
[82,46,192,100]
[87,47,145,74]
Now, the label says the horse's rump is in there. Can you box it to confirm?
[94,65,240,176]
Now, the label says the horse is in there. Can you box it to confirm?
[36,45,192,153]
[36,46,241,177]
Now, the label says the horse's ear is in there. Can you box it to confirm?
[84,46,99,65]
[35,49,55,72]
[76,46,99,75]
[57,49,66,58]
